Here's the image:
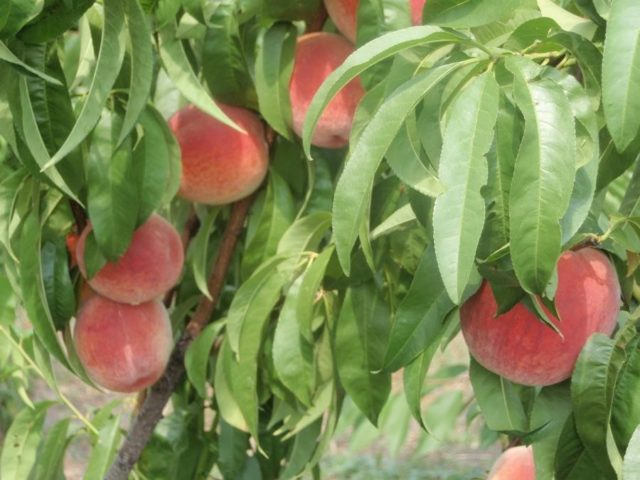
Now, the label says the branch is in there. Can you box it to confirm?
[105,195,255,480]
[69,200,87,233]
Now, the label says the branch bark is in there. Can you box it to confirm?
[105,195,255,480]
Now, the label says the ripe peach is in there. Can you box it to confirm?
[66,232,79,267]
[169,103,269,205]
[74,295,173,393]
[290,32,364,148]
[461,248,620,386]
[323,0,426,43]
[76,214,184,305]
[488,446,535,480]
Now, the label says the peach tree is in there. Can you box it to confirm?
[1,0,640,478]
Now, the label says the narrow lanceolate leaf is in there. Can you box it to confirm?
[42,0,127,171]
[433,72,499,303]
[29,418,71,480]
[158,22,237,131]
[403,336,441,430]
[602,0,640,151]
[117,0,154,147]
[0,403,51,480]
[506,57,576,294]
[185,322,223,398]
[19,212,70,369]
[469,359,529,433]
[383,243,455,371]
[273,273,315,406]
[0,41,61,85]
[423,0,523,28]
[302,26,475,157]
[333,61,467,273]
[540,68,599,243]
[571,328,635,479]
[16,78,79,203]
[624,427,640,480]
[255,22,297,139]
[84,415,122,480]
[334,284,391,425]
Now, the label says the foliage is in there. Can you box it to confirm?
[0,0,640,478]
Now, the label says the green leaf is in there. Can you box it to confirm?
[17,0,95,43]
[218,419,250,480]
[19,212,70,369]
[403,337,439,430]
[624,427,640,480]
[202,1,257,109]
[433,72,499,303]
[276,211,332,273]
[41,239,75,330]
[0,41,62,85]
[226,256,287,355]
[116,0,154,147]
[15,77,80,202]
[571,331,631,478]
[296,247,334,343]
[386,119,444,197]
[333,61,467,273]
[537,0,597,39]
[0,0,41,37]
[158,21,238,132]
[555,413,600,480]
[41,0,127,172]
[254,22,296,138]
[506,57,576,294]
[383,243,455,371]
[597,128,640,192]
[189,207,219,299]
[185,322,223,398]
[602,0,640,151]
[280,420,322,480]
[423,0,525,28]
[478,93,520,257]
[242,172,295,278]
[334,283,391,425]
[0,402,51,480]
[612,337,640,451]
[30,418,71,480]
[530,384,573,480]
[84,414,122,480]
[469,358,530,433]
[215,339,249,432]
[86,114,137,260]
[302,26,474,157]
[131,107,179,223]
[273,273,315,405]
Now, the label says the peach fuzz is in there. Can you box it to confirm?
[77,214,184,305]
[323,0,426,43]
[488,446,535,480]
[460,248,621,386]
[290,32,364,149]
[169,103,269,205]
[74,295,173,393]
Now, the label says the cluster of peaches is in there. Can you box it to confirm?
[69,1,623,475]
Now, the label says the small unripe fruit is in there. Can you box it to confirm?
[169,103,269,205]
[77,214,184,305]
[323,0,426,43]
[461,248,621,386]
[488,446,535,480]
[74,295,173,393]
[290,32,364,148]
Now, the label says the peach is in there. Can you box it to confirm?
[169,103,269,205]
[461,248,620,386]
[488,446,535,480]
[323,0,426,43]
[290,32,364,148]
[74,295,173,393]
[77,214,184,305]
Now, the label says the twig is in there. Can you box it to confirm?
[69,200,87,233]
[105,194,255,480]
